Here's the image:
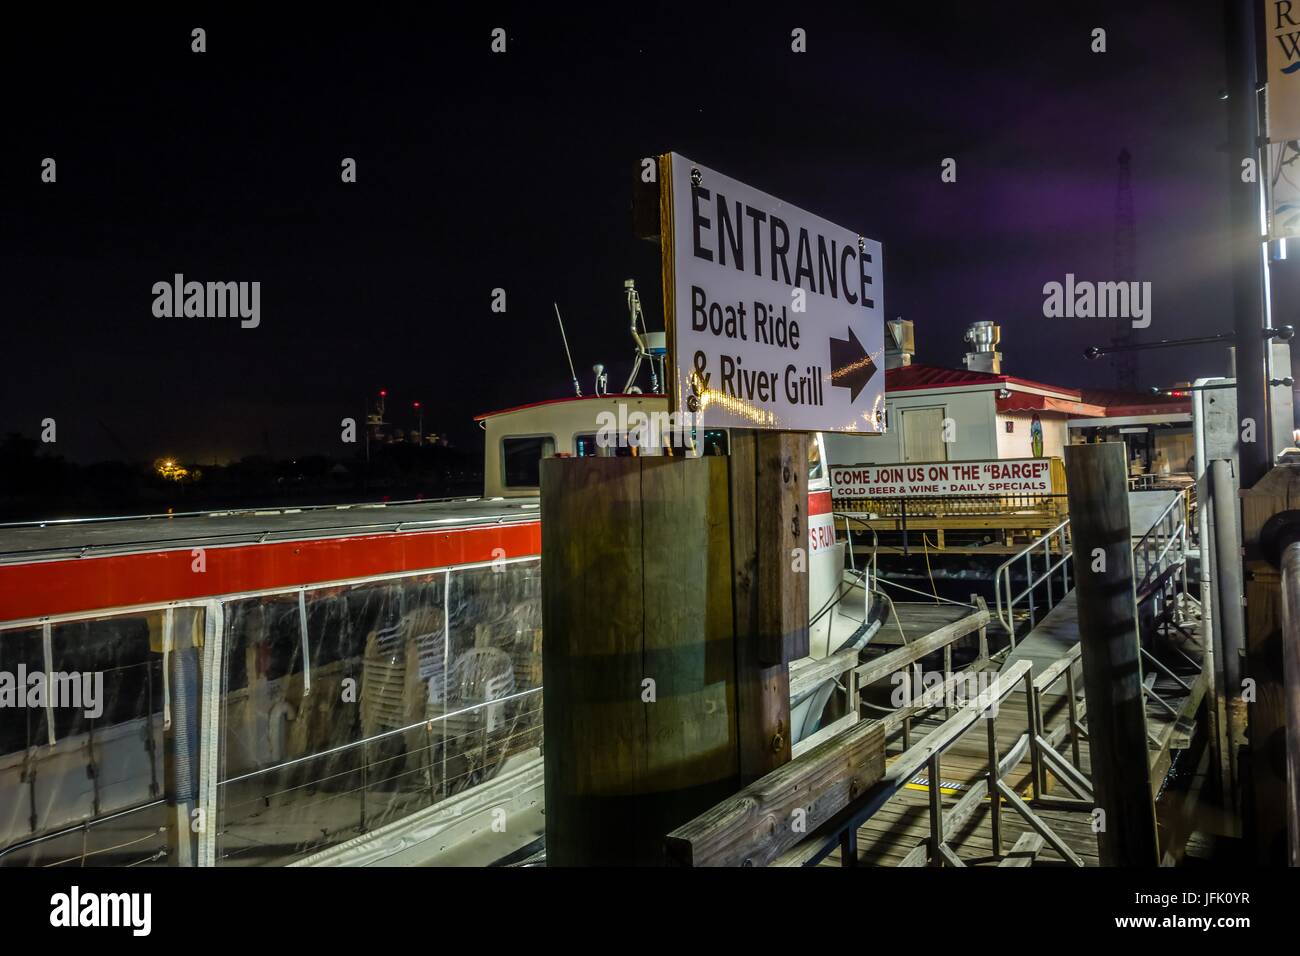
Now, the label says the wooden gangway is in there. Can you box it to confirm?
[820,598,1205,867]
[668,483,1208,867]
[831,679,1099,866]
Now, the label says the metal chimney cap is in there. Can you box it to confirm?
[963,321,1001,351]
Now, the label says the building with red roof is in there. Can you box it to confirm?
[823,319,1197,475]
[824,320,1109,469]
[1070,387,1195,474]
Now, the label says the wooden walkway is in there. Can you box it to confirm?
[817,594,1206,867]
[1003,589,1207,777]
[819,678,1100,866]
[875,598,1010,648]
[1002,592,1080,677]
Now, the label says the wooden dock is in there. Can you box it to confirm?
[815,594,1206,867]
[828,685,1100,866]
[668,478,1210,868]
[870,598,1002,647]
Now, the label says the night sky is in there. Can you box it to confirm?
[3,2,1291,465]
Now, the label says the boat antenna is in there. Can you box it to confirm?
[554,302,582,397]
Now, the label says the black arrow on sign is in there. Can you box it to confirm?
[828,327,877,402]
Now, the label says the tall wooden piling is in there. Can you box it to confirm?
[540,432,810,863]
[728,429,808,784]
[1064,442,1160,866]
[537,153,812,863]
[540,455,740,865]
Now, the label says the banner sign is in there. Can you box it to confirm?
[661,153,885,433]
[1267,0,1300,144]
[830,459,1052,499]
[1269,140,1300,238]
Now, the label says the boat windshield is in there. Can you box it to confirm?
[808,434,825,485]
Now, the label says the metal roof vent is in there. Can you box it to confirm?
[963,321,1002,374]
[885,318,914,369]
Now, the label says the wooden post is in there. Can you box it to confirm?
[540,456,739,865]
[927,752,943,864]
[986,714,1002,858]
[1063,442,1160,866]
[1239,464,1300,863]
[728,429,809,784]
[643,156,811,787]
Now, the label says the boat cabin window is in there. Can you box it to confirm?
[700,429,728,456]
[572,429,730,458]
[573,433,636,457]
[503,435,556,487]
[808,434,824,483]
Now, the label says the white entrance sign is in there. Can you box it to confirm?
[661,153,885,433]
[830,459,1052,499]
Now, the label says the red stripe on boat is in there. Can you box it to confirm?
[0,521,541,622]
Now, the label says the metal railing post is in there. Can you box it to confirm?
[425,722,438,804]
[943,644,953,719]
[1044,543,1052,609]
[900,499,909,556]
[1066,664,1081,769]
[1006,571,1017,648]
[928,752,943,864]
[986,713,1002,858]
[359,740,369,833]
[1024,669,1043,798]
[1179,521,1190,609]
[1025,552,1035,628]
[839,826,858,867]
[1060,525,1070,593]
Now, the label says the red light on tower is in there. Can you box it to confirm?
[413,401,420,409]
[379,389,387,398]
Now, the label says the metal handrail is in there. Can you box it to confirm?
[1132,487,1191,597]
[994,486,1194,648]
[850,602,995,748]
[1129,488,1198,721]
[993,519,1072,646]
[0,798,166,865]
[4,690,547,866]
[218,686,543,786]
[1127,473,1196,492]
[790,654,1088,867]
